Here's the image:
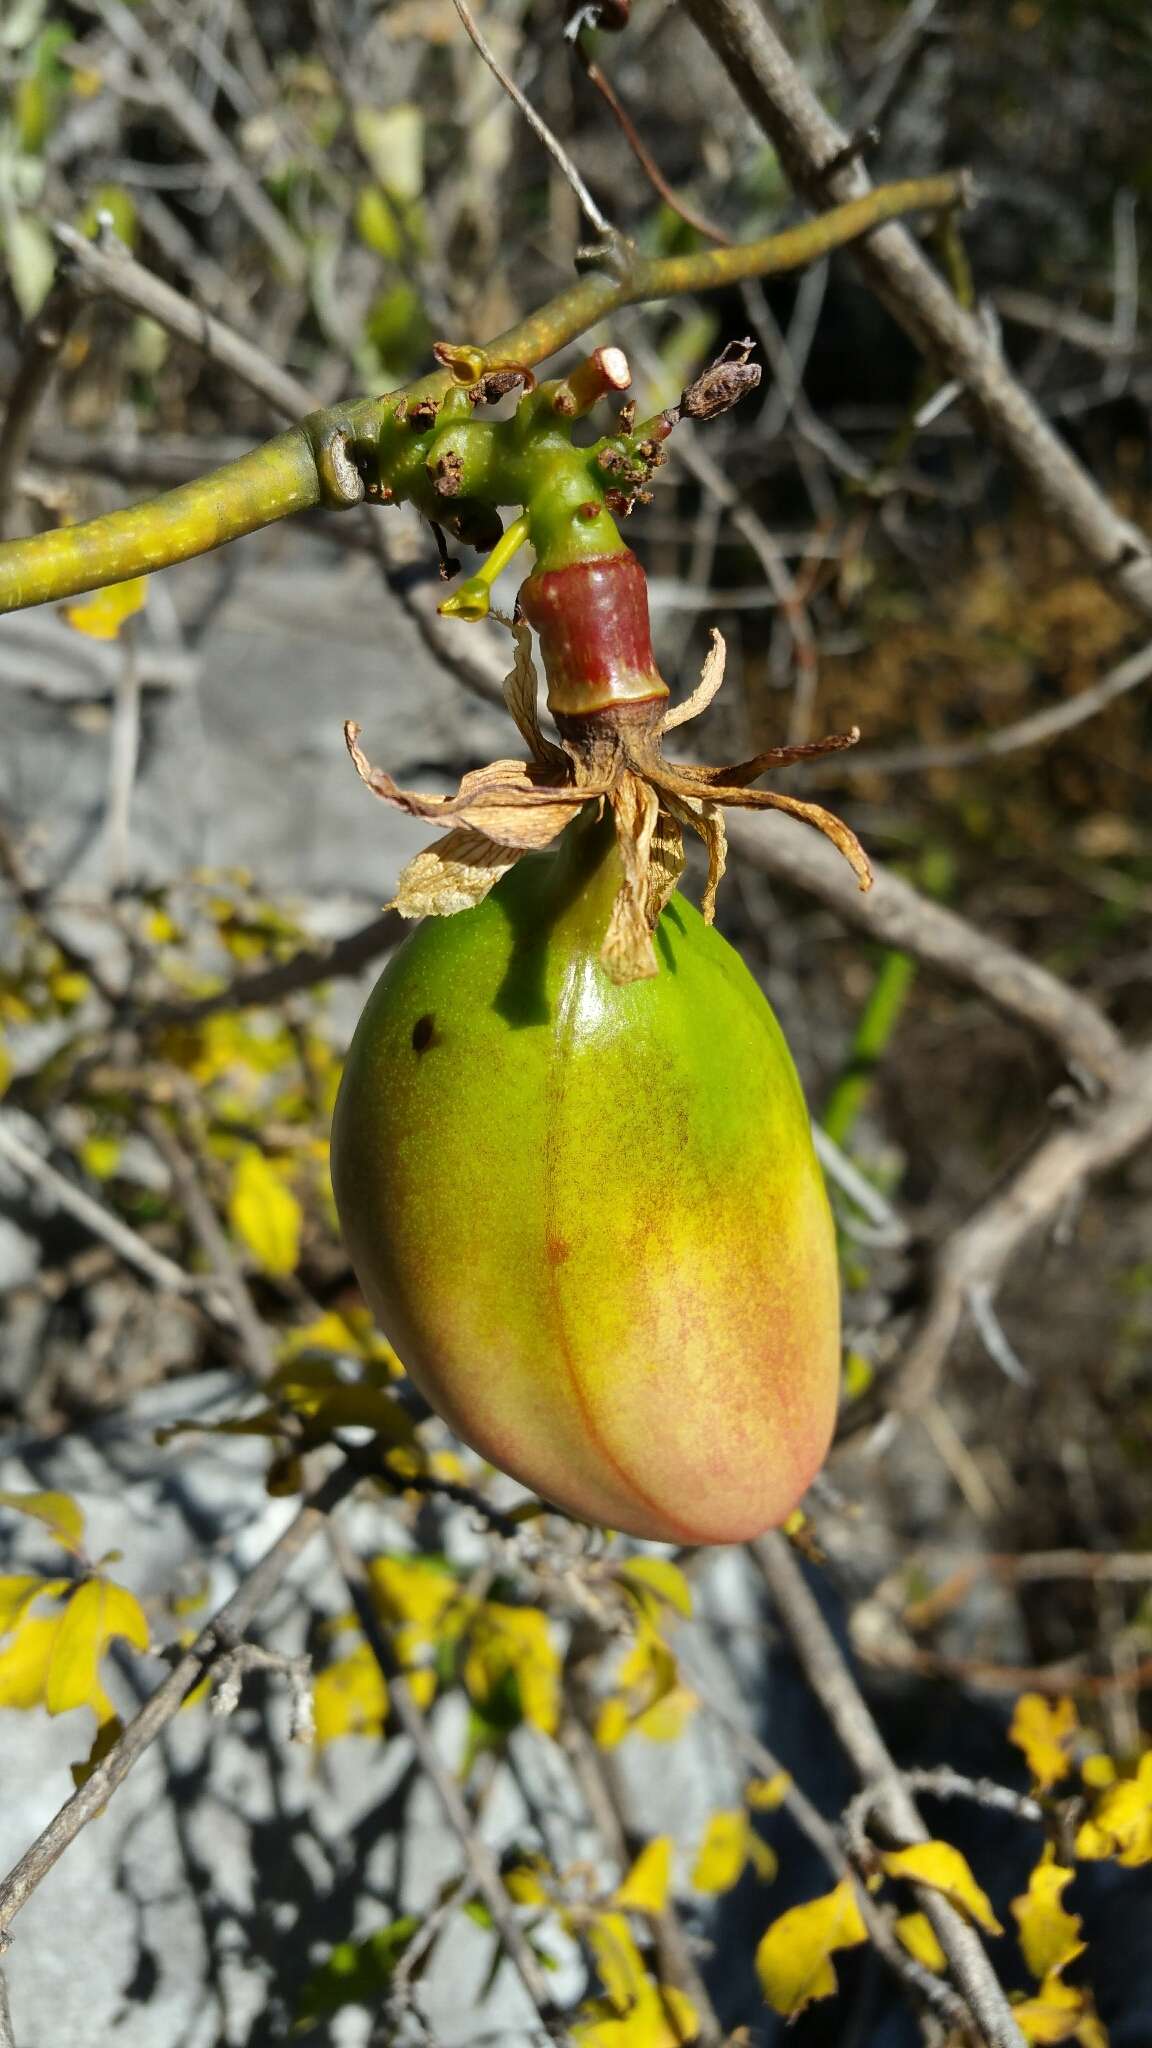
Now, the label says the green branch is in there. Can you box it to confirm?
[0,175,964,616]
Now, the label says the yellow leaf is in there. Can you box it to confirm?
[595,1623,697,1748]
[79,1135,122,1180]
[586,1914,650,2013]
[312,1641,388,1746]
[0,1490,85,1554]
[895,1912,947,1972]
[1074,1752,1152,1867]
[0,1613,64,1709]
[1080,1754,1116,1790]
[228,1147,302,1275]
[615,1559,693,1622]
[463,1604,560,1735]
[0,1574,70,1636]
[0,1038,11,1098]
[692,1811,750,1895]
[745,1771,792,1811]
[755,1879,868,2017]
[504,1861,551,1906]
[1013,1973,1108,2045]
[44,1578,149,1718]
[746,1835,779,1883]
[1009,1693,1079,1792]
[1011,1849,1084,1980]
[61,576,148,641]
[879,1841,1002,1935]
[370,1555,460,1636]
[572,1985,698,2048]
[614,1837,672,1916]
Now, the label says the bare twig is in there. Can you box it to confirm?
[888,1044,1152,1417]
[860,1639,1152,1700]
[679,0,1152,625]
[0,1118,194,1298]
[724,810,1130,1088]
[573,40,731,244]
[830,638,1152,778]
[78,0,305,280]
[0,1462,358,1942]
[53,223,313,419]
[0,278,82,537]
[752,1533,1027,2048]
[452,0,611,240]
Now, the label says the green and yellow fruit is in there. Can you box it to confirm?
[331,813,840,1544]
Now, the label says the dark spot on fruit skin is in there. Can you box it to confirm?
[411,1013,439,1053]
[546,1235,570,1266]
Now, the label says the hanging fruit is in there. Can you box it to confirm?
[331,342,870,1540]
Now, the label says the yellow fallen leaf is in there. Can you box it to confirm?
[1009,1693,1079,1792]
[614,1836,673,1915]
[880,1840,1002,1935]
[895,1912,947,1972]
[61,576,148,641]
[692,1811,750,1895]
[1011,1849,1084,1980]
[755,1878,868,2016]
[0,1490,85,1554]
[228,1147,302,1276]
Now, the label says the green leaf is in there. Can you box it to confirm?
[3,211,55,319]
[293,1916,421,2027]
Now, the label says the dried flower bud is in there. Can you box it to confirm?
[678,339,762,421]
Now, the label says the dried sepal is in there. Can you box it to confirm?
[344,625,870,980]
[502,621,567,772]
[681,726,862,789]
[390,828,523,918]
[644,805,686,925]
[602,772,660,983]
[344,723,590,850]
[657,628,726,734]
[713,781,873,892]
